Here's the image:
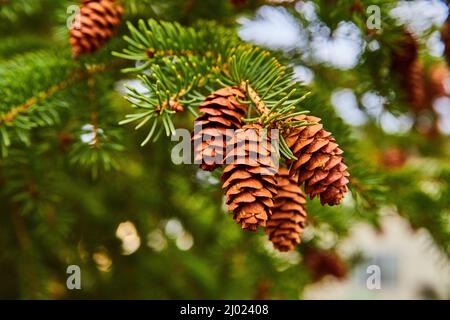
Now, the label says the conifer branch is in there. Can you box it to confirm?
[0,72,83,125]
[0,61,119,125]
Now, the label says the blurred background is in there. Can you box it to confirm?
[0,0,449,299]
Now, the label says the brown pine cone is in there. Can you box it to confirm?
[403,60,426,112]
[266,167,307,252]
[391,30,426,111]
[69,0,124,58]
[303,247,348,282]
[285,115,350,206]
[193,87,247,171]
[441,16,450,65]
[222,123,278,231]
[380,147,408,169]
[350,0,364,14]
[230,0,247,7]
[426,63,450,100]
[391,30,418,68]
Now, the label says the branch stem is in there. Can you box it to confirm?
[0,61,122,125]
[240,81,271,117]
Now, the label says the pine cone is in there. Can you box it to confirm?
[391,30,418,68]
[350,0,364,14]
[303,247,348,282]
[426,63,450,100]
[391,30,426,111]
[266,167,307,252]
[441,17,450,65]
[222,123,278,231]
[380,147,408,169]
[193,87,247,171]
[403,60,426,112]
[285,115,350,206]
[230,0,247,7]
[69,0,124,58]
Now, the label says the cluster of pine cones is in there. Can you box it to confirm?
[66,1,351,252]
[193,87,350,252]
